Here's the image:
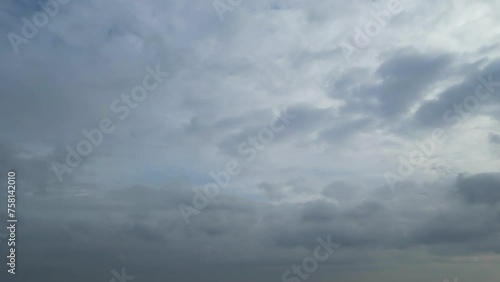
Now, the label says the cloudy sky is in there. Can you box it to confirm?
[1,0,500,281]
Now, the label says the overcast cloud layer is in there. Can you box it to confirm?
[1,0,500,281]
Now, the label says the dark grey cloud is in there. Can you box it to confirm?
[410,207,500,246]
[257,181,286,200]
[332,49,453,120]
[2,174,500,282]
[456,173,500,205]
[489,133,500,145]
[321,181,358,200]
[413,59,500,128]
[301,199,337,222]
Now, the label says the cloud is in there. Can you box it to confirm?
[2,0,500,281]
[456,173,500,205]
[489,133,500,145]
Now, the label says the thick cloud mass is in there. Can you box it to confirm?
[1,0,500,281]
[456,173,500,205]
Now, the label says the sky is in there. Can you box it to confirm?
[1,0,500,281]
